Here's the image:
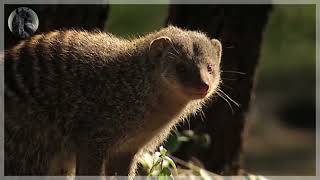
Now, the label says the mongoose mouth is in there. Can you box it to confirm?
[184,81,210,99]
[188,92,208,99]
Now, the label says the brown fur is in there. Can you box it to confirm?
[4,26,222,176]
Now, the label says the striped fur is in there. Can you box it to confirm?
[4,26,222,176]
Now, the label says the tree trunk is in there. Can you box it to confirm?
[166,5,272,175]
[4,4,109,49]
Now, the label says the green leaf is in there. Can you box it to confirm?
[149,155,162,176]
[157,168,173,180]
[140,152,154,170]
[164,156,177,174]
[154,151,161,158]
[159,146,167,156]
[161,167,172,176]
[162,158,170,169]
[164,134,182,153]
[149,168,161,176]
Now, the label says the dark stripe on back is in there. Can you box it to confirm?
[64,31,80,86]
[51,31,67,99]
[4,47,28,99]
[35,34,50,98]
[63,31,74,76]
[16,39,36,97]
[4,51,16,96]
[29,36,42,96]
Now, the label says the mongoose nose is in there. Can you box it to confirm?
[196,82,209,94]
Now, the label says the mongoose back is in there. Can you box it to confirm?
[4,26,222,176]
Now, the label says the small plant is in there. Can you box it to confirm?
[165,130,211,154]
[147,146,177,180]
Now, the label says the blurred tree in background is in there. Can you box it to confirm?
[243,5,316,175]
[257,5,316,129]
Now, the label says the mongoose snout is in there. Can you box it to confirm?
[194,81,210,95]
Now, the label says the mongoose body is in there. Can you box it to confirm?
[4,26,222,176]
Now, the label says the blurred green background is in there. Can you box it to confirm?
[105,5,316,175]
[244,5,316,175]
[106,5,168,37]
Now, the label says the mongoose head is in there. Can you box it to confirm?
[148,28,222,101]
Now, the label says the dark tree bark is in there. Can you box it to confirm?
[5,4,109,49]
[166,5,272,175]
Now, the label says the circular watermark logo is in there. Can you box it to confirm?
[8,7,39,39]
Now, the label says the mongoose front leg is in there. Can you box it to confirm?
[104,153,135,176]
[76,142,105,176]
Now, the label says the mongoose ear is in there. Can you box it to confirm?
[149,36,172,59]
[211,39,222,62]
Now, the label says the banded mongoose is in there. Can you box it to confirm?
[4,26,222,176]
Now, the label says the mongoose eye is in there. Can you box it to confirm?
[207,64,213,74]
